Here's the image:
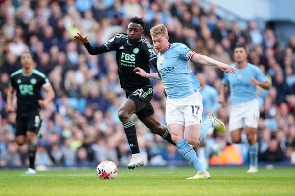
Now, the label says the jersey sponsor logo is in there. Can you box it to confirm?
[237,74,242,79]
[121,52,136,67]
[158,67,174,77]
[19,84,34,95]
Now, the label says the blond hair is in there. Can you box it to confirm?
[150,24,168,37]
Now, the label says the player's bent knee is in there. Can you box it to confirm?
[15,139,26,146]
[186,138,199,146]
[118,110,129,122]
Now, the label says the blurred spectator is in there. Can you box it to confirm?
[61,138,77,166]
[35,145,53,169]
[48,143,64,165]
[260,139,285,162]
[0,141,22,167]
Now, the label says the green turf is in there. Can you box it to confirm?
[0,166,294,196]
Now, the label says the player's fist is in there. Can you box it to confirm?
[74,33,88,44]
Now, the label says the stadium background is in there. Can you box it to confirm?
[0,0,295,169]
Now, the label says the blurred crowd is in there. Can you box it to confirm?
[0,0,295,169]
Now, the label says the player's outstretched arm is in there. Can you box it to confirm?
[74,33,110,55]
[134,67,160,79]
[191,53,235,73]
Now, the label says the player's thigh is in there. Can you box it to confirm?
[128,85,153,112]
[135,101,154,119]
[27,113,42,135]
[229,104,245,131]
[166,99,184,126]
[180,92,203,127]
[15,115,27,137]
[244,99,260,129]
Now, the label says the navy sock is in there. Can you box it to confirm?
[123,121,140,154]
[28,143,37,170]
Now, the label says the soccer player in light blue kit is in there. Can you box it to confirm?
[134,24,236,179]
[218,43,270,173]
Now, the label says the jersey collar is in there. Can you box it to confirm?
[164,43,171,52]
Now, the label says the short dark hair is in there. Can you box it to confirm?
[129,16,145,29]
[21,51,34,58]
[234,42,246,50]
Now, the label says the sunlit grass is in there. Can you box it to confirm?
[0,166,294,196]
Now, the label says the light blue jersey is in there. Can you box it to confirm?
[222,63,267,105]
[157,43,200,99]
[191,73,202,92]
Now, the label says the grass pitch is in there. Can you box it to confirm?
[0,166,294,196]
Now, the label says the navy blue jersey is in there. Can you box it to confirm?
[10,69,49,113]
[84,33,157,93]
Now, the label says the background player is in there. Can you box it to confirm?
[218,43,271,173]
[6,52,55,174]
[74,17,175,169]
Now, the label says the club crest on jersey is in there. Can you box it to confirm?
[159,55,164,63]
[237,74,242,79]
[17,79,21,83]
[133,48,139,54]
[30,78,37,85]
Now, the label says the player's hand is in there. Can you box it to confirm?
[133,67,149,78]
[5,105,15,113]
[74,33,88,44]
[218,96,226,106]
[250,77,258,85]
[218,63,236,73]
[38,100,48,108]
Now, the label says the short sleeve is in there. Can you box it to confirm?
[255,68,267,82]
[177,43,195,61]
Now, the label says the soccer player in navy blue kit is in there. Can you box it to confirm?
[218,43,270,173]
[134,24,235,179]
[74,17,175,169]
[6,52,55,174]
